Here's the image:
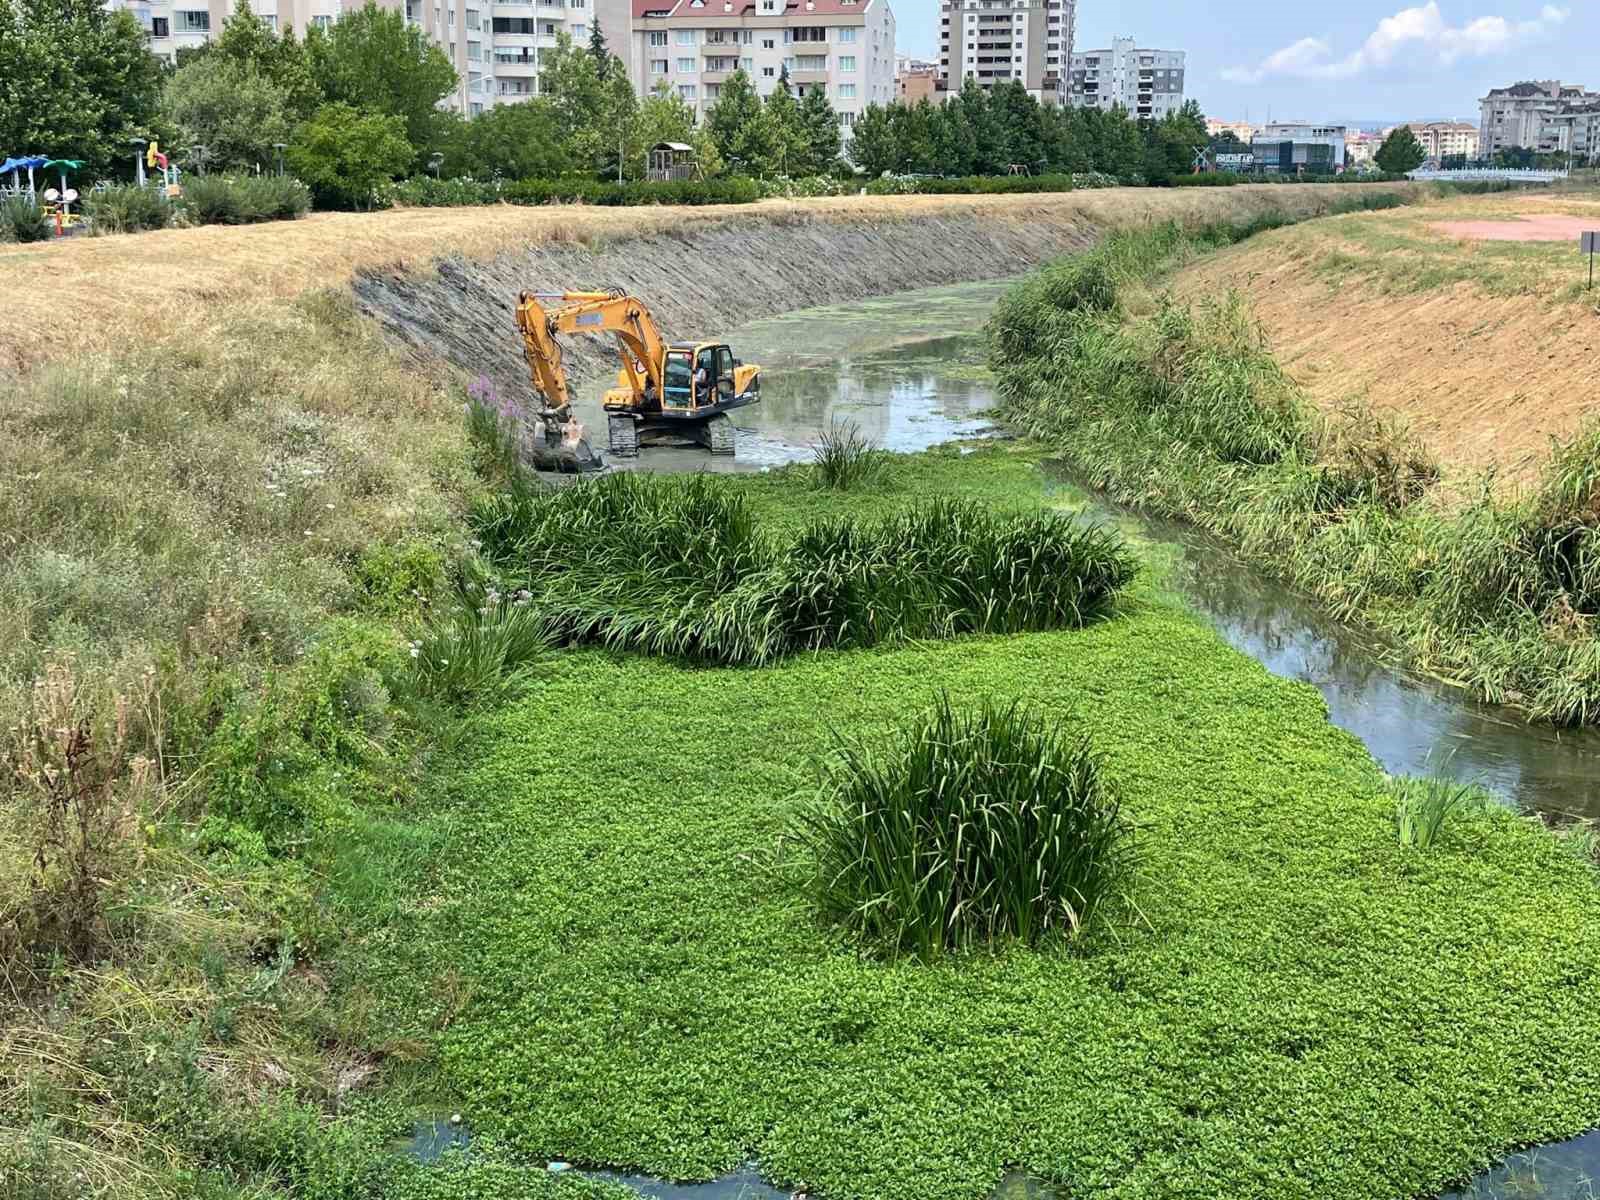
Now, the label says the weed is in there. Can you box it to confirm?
[394,575,553,709]
[792,694,1134,957]
[811,421,886,490]
[1390,774,1493,848]
[82,185,172,234]
[0,195,52,242]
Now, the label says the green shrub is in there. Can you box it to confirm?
[83,184,173,234]
[181,174,313,224]
[792,694,1134,957]
[182,174,244,224]
[472,472,1135,665]
[0,195,52,242]
[864,173,1075,196]
[811,421,886,490]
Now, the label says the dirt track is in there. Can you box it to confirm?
[0,185,1414,374]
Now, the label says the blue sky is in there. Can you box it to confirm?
[897,1,1597,123]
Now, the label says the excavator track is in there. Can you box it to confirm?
[705,414,736,455]
[607,415,640,457]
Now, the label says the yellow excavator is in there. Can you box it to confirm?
[514,289,761,463]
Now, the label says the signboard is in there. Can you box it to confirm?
[1584,232,1600,254]
[1217,153,1256,166]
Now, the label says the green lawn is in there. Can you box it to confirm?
[356,449,1600,1200]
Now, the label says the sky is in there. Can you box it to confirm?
[895,1,1600,124]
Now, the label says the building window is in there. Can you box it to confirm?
[676,56,695,71]
[839,54,855,71]
[470,102,483,114]
[679,83,696,98]
[761,65,774,76]
[572,23,585,36]
[740,56,752,69]
[761,37,773,48]
[795,54,825,70]
[839,110,854,125]
[150,14,169,35]
[837,25,855,41]
[310,13,332,28]
[468,40,481,59]
[707,83,720,98]
[466,7,480,28]
[651,57,668,72]
[648,30,667,44]
[741,29,752,42]
[176,9,210,31]
[838,81,855,98]
[675,27,695,43]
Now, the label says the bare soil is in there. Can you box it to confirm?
[1431,213,1599,242]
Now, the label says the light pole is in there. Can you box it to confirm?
[131,137,148,187]
[428,152,444,179]
[274,143,287,177]
[189,145,211,176]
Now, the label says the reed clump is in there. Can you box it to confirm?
[791,694,1134,958]
[471,471,1136,665]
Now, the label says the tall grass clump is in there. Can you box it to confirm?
[812,421,886,490]
[83,185,173,234]
[1,195,52,242]
[394,574,552,709]
[792,695,1134,958]
[183,174,313,225]
[1390,775,1493,848]
[472,473,1136,665]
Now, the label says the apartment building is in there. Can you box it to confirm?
[1205,118,1256,142]
[109,0,629,113]
[624,0,895,139]
[938,0,1074,104]
[1478,80,1597,156]
[1068,36,1184,120]
[1548,102,1600,163]
[895,54,937,103]
[1403,120,1479,161]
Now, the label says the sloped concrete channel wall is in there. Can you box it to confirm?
[350,187,1414,396]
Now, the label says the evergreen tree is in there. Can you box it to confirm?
[796,84,840,175]
[846,103,895,176]
[588,15,609,78]
[757,67,808,175]
[539,33,609,170]
[598,57,639,180]
[1375,125,1426,174]
[932,93,978,175]
[703,69,763,170]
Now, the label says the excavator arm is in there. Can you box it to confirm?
[513,290,671,434]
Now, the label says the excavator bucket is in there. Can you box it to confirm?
[526,420,603,473]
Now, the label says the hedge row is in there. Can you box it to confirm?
[381,175,762,208]
[79,176,312,235]
[864,173,1077,195]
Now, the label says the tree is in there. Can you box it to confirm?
[756,67,808,175]
[1375,125,1425,175]
[797,84,840,175]
[163,57,292,173]
[306,2,456,151]
[588,15,609,78]
[437,99,573,179]
[847,103,895,176]
[539,32,609,171]
[704,69,763,169]
[0,0,167,177]
[597,57,640,181]
[287,101,412,209]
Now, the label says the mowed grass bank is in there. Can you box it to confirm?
[1173,191,1600,485]
[350,448,1600,1200]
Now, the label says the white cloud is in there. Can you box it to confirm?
[1221,2,1570,84]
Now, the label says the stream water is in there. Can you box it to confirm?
[470,279,1599,1198]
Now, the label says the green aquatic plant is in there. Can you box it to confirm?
[811,421,887,490]
[470,472,1135,665]
[1390,774,1492,849]
[791,694,1135,958]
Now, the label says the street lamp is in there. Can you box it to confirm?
[131,136,148,187]
[189,144,211,176]
[428,152,445,179]
[274,142,287,177]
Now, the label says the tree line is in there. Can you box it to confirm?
[5,0,1213,209]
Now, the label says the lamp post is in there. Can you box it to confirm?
[428,152,444,179]
[274,143,287,177]
[132,136,148,187]
[189,144,211,176]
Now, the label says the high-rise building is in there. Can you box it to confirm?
[1478,80,1597,157]
[1067,36,1183,120]
[938,0,1073,104]
[1403,121,1479,162]
[624,0,895,144]
[896,56,938,104]
[107,0,630,114]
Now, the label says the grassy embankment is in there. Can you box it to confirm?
[996,202,1600,725]
[1173,190,1600,487]
[7,184,1599,1199]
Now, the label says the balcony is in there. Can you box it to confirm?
[790,68,827,84]
[702,69,732,83]
[495,56,538,72]
[494,2,537,15]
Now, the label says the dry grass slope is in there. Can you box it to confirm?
[1174,191,1600,488]
[0,185,1415,373]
